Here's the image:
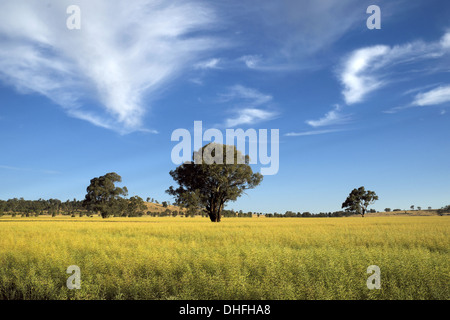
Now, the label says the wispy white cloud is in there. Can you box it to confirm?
[223,1,403,74]
[194,58,221,70]
[402,83,444,96]
[225,108,277,127]
[285,129,343,137]
[248,0,387,59]
[301,33,450,132]
[237,54,302,72]
[412,85,450,106]
[382,107,403,114]
[239,55,261,69]
[288,104,350,138]
[306,104,352,128]
[339,32,450,106]
[218,85,277,127]
[0,0,222,133]
[385,84,450,114]
[219,85,273,105]
[441,32,450,49]
[189,78,204,86]
[339,45,390,105]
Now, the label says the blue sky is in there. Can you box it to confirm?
[0,0,449,213]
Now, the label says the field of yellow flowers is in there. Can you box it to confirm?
[0,215,448,300]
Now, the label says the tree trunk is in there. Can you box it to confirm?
[208,209,221,222]
[216,210,221,222]
[208,211,217,222]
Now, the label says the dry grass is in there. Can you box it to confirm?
[144,202,184,213]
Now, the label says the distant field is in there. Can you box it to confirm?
[367,210,447,217]
[0,216,448,300]
[144,202,185,213]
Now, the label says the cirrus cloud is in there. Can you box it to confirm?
[0,0,223,133]
[412,85,450,106]
[218,85,278,127]
[339,31,450,106]
[306,104,352,128]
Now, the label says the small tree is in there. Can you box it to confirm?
[82,172,128,218]
[384,208,391,212]
[342,186,378,217]
[410,205,415,211]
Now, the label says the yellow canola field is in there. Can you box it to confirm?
[0,215,448,300]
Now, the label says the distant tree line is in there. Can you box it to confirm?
[2,197,447,219]
[437,205,450,215]
[0,197,149,218]
[0,198,370,218]
[0,198,83,217]
[2,169,446,219]
[263,210,371,218]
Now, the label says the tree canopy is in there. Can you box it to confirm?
[166,143,263,222]
[82,172,128,218]
[341,186,378,217]
[127,196,147,217]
